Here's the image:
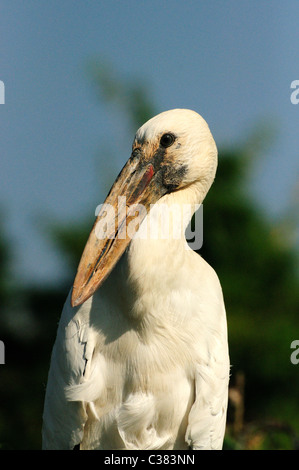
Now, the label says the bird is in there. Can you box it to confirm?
[42,108,230,450]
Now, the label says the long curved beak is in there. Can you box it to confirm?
[71,154,166,307]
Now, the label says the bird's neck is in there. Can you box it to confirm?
[124,185,203,309]
[133,183,203,245]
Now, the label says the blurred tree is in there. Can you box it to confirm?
[200,144,299,426]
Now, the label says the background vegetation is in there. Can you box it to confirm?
[1,62,299,450]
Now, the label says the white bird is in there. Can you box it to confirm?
[42,109,230,450]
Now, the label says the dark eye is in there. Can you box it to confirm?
[132,148,141,159]
[160,133,175,148]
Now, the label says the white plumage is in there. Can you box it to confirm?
[42,109,230,450]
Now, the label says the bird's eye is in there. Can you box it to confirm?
[160,133,175,148]
[132,148,141,159]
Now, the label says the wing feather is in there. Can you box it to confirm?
[42,291,94,449]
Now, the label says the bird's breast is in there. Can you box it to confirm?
[86,342,194,450]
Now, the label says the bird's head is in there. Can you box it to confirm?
[71,109,217,307]
[134,108,217,196]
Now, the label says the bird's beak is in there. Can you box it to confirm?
[71,153,167,307]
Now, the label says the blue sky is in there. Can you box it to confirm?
[0,1,298,285]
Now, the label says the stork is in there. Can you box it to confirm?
[42,109,230,450]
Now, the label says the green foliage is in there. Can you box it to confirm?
[199,145,299,437]
[47,218,92,277]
